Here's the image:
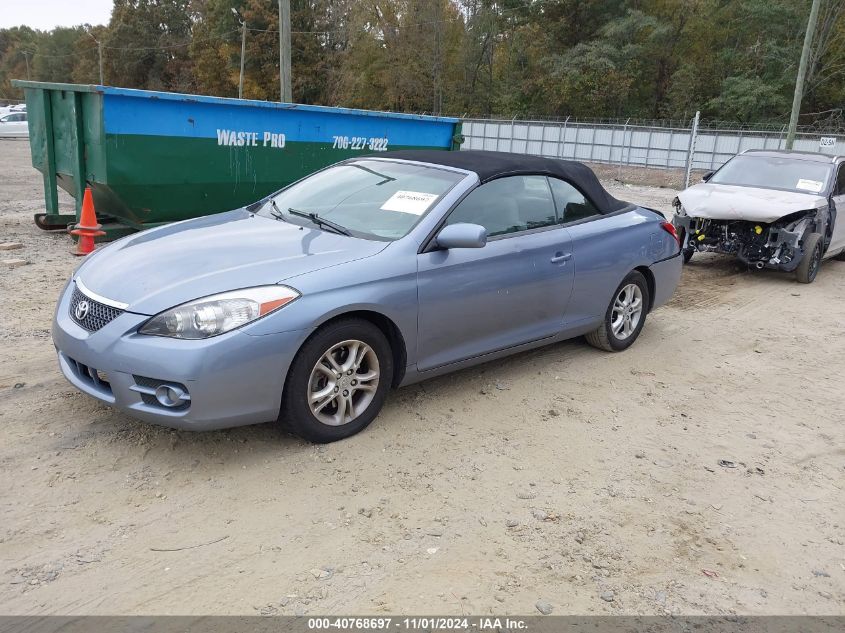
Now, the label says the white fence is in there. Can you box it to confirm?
[461,117,840,178]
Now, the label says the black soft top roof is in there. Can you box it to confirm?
[374,149,629,214]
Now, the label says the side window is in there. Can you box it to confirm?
[549,178,600,223]
[445,175,556,237]
[836,164,845,196]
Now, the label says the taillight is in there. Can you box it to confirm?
[661,221,680,245]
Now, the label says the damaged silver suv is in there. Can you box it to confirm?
[672,150,845,283]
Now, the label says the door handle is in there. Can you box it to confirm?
[550,252,572,264]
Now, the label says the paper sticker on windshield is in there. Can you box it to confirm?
[380,191,439,215]
[796,179,824,193]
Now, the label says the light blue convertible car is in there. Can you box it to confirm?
[53,150,682,442]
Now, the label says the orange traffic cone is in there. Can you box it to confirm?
[70,188,105,256]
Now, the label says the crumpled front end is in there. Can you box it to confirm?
[672,198,824,271]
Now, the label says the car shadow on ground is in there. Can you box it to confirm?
[45,334,599,464]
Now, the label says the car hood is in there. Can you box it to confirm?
[74,210,388,315]
[678,183,826,223]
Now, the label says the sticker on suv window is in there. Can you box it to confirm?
[380,191,439,215]
[796,179,824,193]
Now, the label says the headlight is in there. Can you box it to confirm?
[139,285,300,339]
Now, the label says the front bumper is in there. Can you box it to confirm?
[672,213,804,271]
[52,280,311,430]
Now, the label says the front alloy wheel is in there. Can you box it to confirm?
[281,318,393,443]
[308,340,380,426]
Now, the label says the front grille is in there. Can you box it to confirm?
[69,286,123,332]
[67,356,113,395]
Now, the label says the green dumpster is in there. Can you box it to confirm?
[12,81,463,236]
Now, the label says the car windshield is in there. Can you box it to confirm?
[257,159,464,240]
[709,155,832,194]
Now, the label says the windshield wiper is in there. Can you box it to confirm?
[266,198,286,221]
[287,207,351,236]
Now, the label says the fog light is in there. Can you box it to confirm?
[154,384,190,408]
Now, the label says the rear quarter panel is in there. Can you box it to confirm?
[563,207,675,326]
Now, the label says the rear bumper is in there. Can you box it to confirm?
[650,252,682,310]
[53,280,311,430]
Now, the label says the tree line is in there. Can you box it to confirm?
[1,0,843,126]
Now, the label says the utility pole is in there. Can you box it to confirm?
[23,52,30,79]
[279,0,292,102]
[98,40,104,85]
[239,19,247,99]
[87,30,104,84]
[232,8,246,99]
[684,111,701,188]
[432,0,442,114]
[785,0,821,150]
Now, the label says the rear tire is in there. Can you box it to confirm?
[796,232,823,284]
[586,271,650,352]
[280,318,393,443]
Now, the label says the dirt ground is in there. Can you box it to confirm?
[0,139,843,616]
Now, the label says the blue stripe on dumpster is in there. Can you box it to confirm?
[101,88,458,148]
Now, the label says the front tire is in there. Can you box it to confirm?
[280,318,393,443]
[678,228,695,264]
[585,271,650,352]
[796,232,822,284]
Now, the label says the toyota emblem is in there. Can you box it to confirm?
[75,300,90,321]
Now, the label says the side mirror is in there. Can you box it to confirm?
[702,171,714,182]
[435,223,487,249]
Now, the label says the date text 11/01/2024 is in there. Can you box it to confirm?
[307,617,528,630]
[214,128,390,152]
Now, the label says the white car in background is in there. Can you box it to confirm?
[0,111,28,138]
[672,150,845,283]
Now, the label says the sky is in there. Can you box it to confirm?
[1,0,113,31]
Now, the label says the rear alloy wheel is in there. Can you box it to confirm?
[585,271,650,352]
[796,232,823,284]
[281,319,393,442]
